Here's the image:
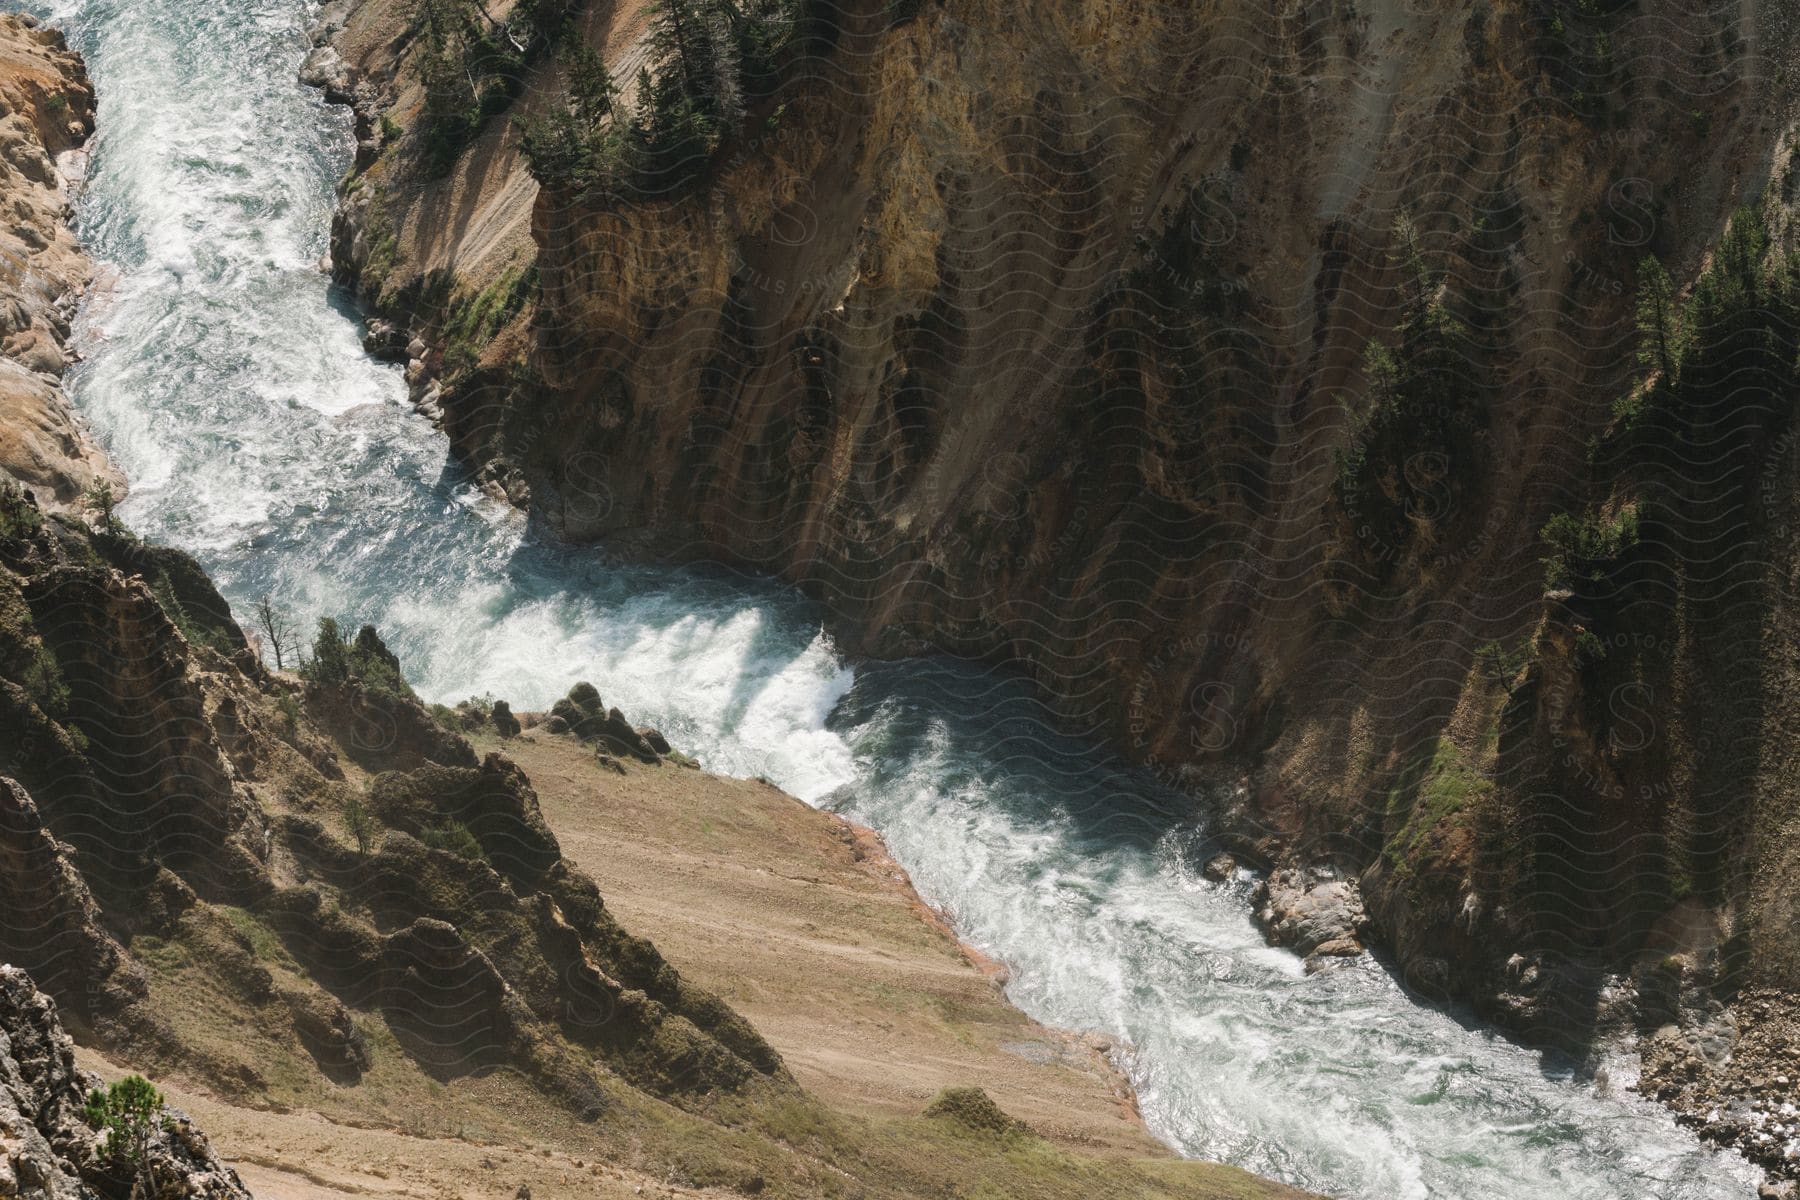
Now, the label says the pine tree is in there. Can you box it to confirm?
[514,0,574,44]
[649,0,708,107]
[1633,256,1685,379]
[1391,210,1433,318]
[563,40,616,130]
[415,0,481,160]
[731,0,796,99]
[706,1,744,131]
[646,0,744,127]
[84,1076,165,1196]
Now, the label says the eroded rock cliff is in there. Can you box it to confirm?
[0,489,783,1111]
[321,0,1800,1179]
[0,13,119,511]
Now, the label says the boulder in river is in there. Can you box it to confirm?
[360,317,408,362]
[297,45,354,103]
[1253,865,1369,961]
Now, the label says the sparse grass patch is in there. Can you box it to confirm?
[359,188,400,300]
[1384,740,1491,881]
[923,1086,1031,1140]
[418,818,484,861]
[217,905,295,967]
[440,262,535,376]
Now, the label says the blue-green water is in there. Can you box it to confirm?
[35,1,1761,1195]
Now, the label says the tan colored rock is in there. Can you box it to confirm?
[0,14,117,511]
[0,359,115,506]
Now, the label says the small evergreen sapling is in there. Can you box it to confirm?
[83,1075,167,1192]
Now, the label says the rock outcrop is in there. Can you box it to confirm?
[0,14,119,511]
[0,964,251,1200]
[544,682,664,763]
[0,486,785,1113]
[1252,867,1368,966]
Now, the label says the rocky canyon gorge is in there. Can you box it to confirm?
[316,0,1800,1186]
[0,9,1315,1198]
[1,0,1797,1194]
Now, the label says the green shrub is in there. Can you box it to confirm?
[344,796,378,856]
[1540,505,1639,590]
[83,1076,166,1175]
[0,480,40,542]
[419,818,484,861]
[21,645,68,716]
[275,692,302,736]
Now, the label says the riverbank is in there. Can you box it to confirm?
[470,727,1158,1152]
[59,719,1305,1200]
[0,10,119,510]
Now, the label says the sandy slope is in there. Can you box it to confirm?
[479,730,1162,1156]
[70,1051,728,1200]
[67,726,1311,1200]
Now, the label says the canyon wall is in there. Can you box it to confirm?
[326,0,1800,1174]
[0,12,118,511]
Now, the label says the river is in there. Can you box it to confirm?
[33,1,1762,1196]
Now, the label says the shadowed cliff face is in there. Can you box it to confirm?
[326,0,1800,1177]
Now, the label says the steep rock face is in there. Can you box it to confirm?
[0,490,785,1112]
[0,777,143,1025]
[0,14,118,510]
[345,0,1791,982]
[0,964,251,1200]
[322,0,1800,1175]
[314,0,546,416]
